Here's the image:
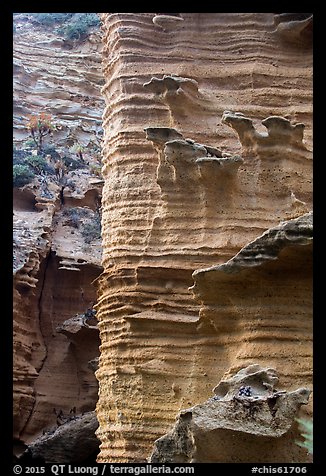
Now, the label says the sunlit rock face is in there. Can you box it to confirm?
[96,13,312,462]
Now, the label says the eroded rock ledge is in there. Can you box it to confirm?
[190,212,312,401]
[192,211,312,279]
[145,126,243,187]
[20,412,99,464]
[150,365,311,463]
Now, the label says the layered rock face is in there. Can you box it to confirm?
[96,13,312,462]
[13,180,103,461]
[13,15,104,149]
[13,15,104,460]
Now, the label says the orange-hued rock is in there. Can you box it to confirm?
[96,13,312,463]
[190,212,313,412]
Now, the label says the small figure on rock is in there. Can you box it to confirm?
[238,385,252,397]
[85,308,96,319]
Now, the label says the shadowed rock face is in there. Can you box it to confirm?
[273,14,313,46]
[150,365,311,463]
[13,15,104,458]
[97,13,312,463]
[20,412,99,464]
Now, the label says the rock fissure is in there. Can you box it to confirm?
[36,250,51,374]
[18,248,53,441]
[13,13,104,459]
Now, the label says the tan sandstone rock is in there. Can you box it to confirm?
[150,365,311,462]
[96,13,312,463]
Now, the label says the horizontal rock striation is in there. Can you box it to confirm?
[191,212,313,396]
[96,13,312,462]
[13,14,104,148]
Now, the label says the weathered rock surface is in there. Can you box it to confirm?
[13,185,102,449]
[96,13,312,463]
[274,13,313,45]
[21,412,99,463]
[13,14,104,148]
[191,212,312,394]
[13,15,104,457]
[150,365,311,463]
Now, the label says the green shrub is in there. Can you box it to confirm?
[296,418,313,456]
[69,142,84,161]
[81,214,101,243]
[29,13,74,26]
[23,139,36,149]
[73,13,100,28]
[57,22,87,40]
[13,164,35,187]
[13,148,30,165]
[89,163,102,177]
[56,13,100,41]
[42,145,61,161]
[26,155,54,175]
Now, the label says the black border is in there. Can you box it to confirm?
[6,4,320,472]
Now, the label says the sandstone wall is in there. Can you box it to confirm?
[13,16,104,459]
[97,13,312,462]
[13,15,104,148]
[98,13,311,462]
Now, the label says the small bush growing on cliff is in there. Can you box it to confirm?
[296,418,313,456]
[89,163,102,177]
[26,113,55,154]
[69,142,85,161]
[13,148,31,165]
[29,13,74,26]
[26,155,55,175]
[23,139,36,149]
[13,164,35,187]
[74,13,100,28]
[42,145,61,161]
[81,214,101,243]
[56,13,100,41]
